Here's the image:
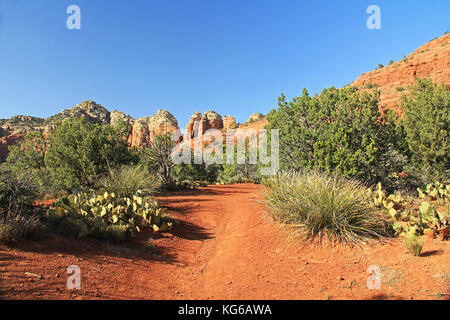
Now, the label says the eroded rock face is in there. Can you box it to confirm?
[185,111,224,138]
[129,109,179,149]
[185,112,203,136]
[46,100,111,125]
[223,115,236,130]
[246,113,265,123]
[353,33,450,115]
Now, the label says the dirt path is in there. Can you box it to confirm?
[1,184,449,300]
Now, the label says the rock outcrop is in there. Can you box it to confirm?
[130,110,179,148]
[110,110,134,127]
[0,101,179,160]
[45,100,111,125]
[353,33,450,114]
[223,115,236,130]
[246,113,265,123]
[185,111,224,138]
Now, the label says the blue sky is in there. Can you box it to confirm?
[0,0,449,127]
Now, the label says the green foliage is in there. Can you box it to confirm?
[404,233,425,256]
[0,166,39,214]
[261,171,388,246]
[401,79,449,181]
[47,191,173,242]
[174,151,221,184]
[7,131,53,194]
[45,119,134,192]
[141,133,176,184]
[98,165,159,198]
[417,181,449,201]
[266,87,401,183]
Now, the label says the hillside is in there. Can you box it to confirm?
[353,33,450,114]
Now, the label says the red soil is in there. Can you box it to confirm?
[1,184,449,300]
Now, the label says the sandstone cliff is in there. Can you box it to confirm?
[353,33,450,114]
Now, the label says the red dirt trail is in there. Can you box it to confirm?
[1,184,449,300]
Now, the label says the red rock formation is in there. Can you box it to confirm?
[353,33,450,115]
[129,109,179,149]
[223,115,236,130]
[185,111,223,138]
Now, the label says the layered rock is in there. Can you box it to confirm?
[129,109,179,149]
[353,33,450,114]
[185,111,224,138]
[223,115,236,130]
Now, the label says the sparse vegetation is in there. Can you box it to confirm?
[262,171,388,246]
[404,233,425,256]
[47,191,173,242]
[0,211,45,242]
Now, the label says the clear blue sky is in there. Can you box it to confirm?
[0,0,449,127]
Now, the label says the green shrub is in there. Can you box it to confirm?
[0,211,45,242]
[266,87,402,183]
[401,79,449,181]
[404,233,424,256]
[7,131,53,195]
[98,165,159,198]
[47,192,173,242]
[262,171,388,246]
[45,119,134,192]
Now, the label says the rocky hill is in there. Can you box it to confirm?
[0,101,180,160]
[353,33,450,114]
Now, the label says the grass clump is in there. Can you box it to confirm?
[404,233,425,256]
[0,212,45,242]
[261,170,388,246]
[98,165,159,198]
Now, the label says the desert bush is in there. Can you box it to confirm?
[98,165,159,198]
[7,131,53,194]
[0,166,39,214]
[262,171,388,246]
[140,133,176,184]
[45,119,134,192]
[47,191,173,242]
[401,79,449,181]
[404,233,425,256]
[266,87,402,184]
[0,211,45,242]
